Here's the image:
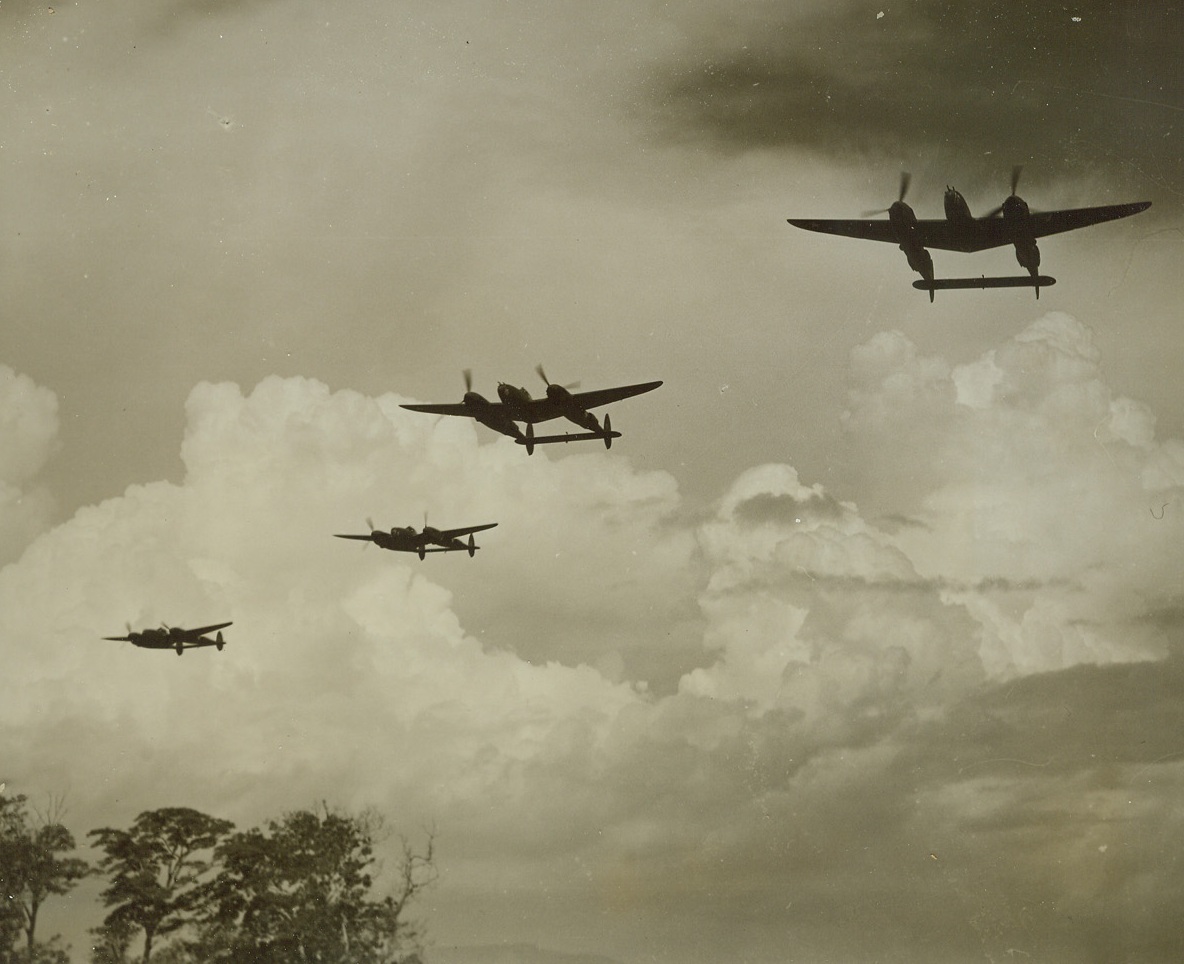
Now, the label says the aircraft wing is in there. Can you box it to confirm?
[912,202,1152,252]
[399,402,478,417]
[334,534,374,541]
[436,522,499,540]
[563,381,664,411]
[787,219,899,244]
[791,202,1151,253]
[182,621,233,640]
[1016,202,1152,242]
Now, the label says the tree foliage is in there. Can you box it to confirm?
[85,803,434,964]
[87,915,137,964]
[0,792,89,964]
[195,806,435,964]
[89,808,235,964]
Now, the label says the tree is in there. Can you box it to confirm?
[0,793,89,963]
[88,916,137,964]
[198,805,435,964]
[89,808,234,964]
[0,796,21,963]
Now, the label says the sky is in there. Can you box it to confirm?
[1,1,1183,963]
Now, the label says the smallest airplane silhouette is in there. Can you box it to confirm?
[335,519,497,559]
[104,621,231,655]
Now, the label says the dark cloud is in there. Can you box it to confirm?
[732,489,846,525]
[1135,598,1184,632]
[904,655,1184,783]
[876,512,930,533]
[648,0,1182,196]
[882,656,1184,962]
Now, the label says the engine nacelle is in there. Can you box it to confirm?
[902,244,933,279]
[567,408,601,433]
[1013,238,1040,273]
[1002,195,1029,219]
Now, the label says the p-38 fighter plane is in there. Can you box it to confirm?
[103,621,232,655]
[400,367,662,454]
[788,169,1150,300]
[335,518,497,559]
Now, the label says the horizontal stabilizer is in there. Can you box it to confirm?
[913,275,1056,291]
[515,430,622,446]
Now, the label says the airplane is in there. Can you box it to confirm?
[335,518,497,559]
[400,367,663,454]
[103,621,232,655]
[788,169,1151,300]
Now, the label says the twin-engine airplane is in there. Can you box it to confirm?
[335,518,497,559]
[103,621,232,655]
[788,169,1150,300]
[400,367,662,454]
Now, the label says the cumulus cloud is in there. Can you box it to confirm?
[0,375,689,819]
[0,364,58,565]
[683,462,985,771]
[844,313,1184,674]
[5,321,1184,963]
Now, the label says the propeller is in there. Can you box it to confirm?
[103,622,134,641]
[983,165,1025,217]
[861,171,911,217]
[463,369,473,393]
[535,365,580,391]
[366,517,376,532]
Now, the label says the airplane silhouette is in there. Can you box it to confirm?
[335,518,497,559]
[103,621,232,655]
[788,169,1150,300]
[401,367,662,454]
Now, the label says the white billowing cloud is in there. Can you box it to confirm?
[0,374,691,841]
[683,463,986,741]
[844,312,1184,674]
[0,364,58,565]
[6,314,1184,963]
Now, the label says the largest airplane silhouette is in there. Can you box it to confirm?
[401,367,662,454]
[788,170,1151,300]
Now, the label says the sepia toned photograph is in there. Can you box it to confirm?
[1,2,1181,962]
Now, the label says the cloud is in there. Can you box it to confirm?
[0,375,691,835]
[683,463,986,748]
[646,0,1182,196]
[843,313,1184,674]
[6,310,1184,963]
[0,364,59,565]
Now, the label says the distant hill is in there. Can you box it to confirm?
[428,942,624,964]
